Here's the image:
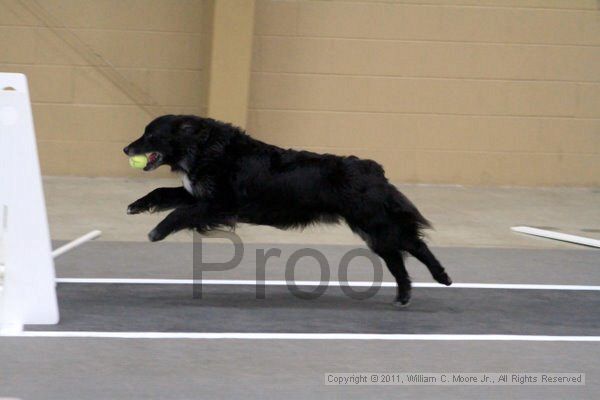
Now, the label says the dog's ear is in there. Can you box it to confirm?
[179,121,195,135]
[178,119,210,144]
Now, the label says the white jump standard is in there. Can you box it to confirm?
[0,72,100,333]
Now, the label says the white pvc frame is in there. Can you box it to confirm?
[0,73,59,332]
[511,226,600,248]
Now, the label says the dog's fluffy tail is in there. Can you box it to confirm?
[386,187,432,237]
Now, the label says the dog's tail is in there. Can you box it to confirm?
[386,187,432,237]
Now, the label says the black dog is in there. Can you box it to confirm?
[124,115,452,306]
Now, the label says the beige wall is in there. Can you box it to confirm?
[207,0,255,127]
[0,0,211,177]
[248,0,600,186]
[1,0,599,185]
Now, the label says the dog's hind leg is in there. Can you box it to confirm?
[128,187,195,214]
[376,249,412,307]
[381,184,452,287]
[348,221,412,306]
[403,239,452,286]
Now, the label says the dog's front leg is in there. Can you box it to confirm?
[127,187,195,215]
[148,203,231,242]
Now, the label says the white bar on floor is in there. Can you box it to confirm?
[53,278,600,291]
[52,230,102,259]
[511,226,600,248]
[5,331,600,342]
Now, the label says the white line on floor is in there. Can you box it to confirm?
[5,331,600,341]
[55,278,600,291]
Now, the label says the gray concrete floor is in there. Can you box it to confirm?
[1,177,599,400]
[1,339,598,400]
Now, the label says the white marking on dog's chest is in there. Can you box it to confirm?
[182,174,195,195]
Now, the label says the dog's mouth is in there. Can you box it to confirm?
[143,151,164,171]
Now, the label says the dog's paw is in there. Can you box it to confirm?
[393,298,410,308]
[393,288,411,308]
[127,200,150,215]
[434,271,452,286]
[148,228,167,242]
[127,205,140,215]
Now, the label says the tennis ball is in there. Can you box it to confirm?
[129,155,148,169]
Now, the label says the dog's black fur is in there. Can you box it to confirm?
[124,115,452,306]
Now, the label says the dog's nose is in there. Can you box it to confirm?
[123,146,130,155]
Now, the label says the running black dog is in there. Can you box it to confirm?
[123,115,452,305]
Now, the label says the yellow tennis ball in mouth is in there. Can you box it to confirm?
[129,155,148,169]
